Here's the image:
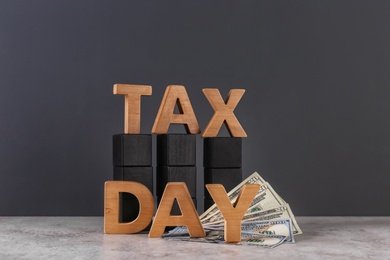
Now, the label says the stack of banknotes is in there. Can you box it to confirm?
[163,172,302,248]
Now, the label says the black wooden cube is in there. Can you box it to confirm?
[119,195,139,223]
[157,134,196,166]
[204,198,215,211]
[114,166,153,193]
[203,137,242,168]
[204,168,242,199]
[119,194,152,231]
[157,166,196,198]
[113,134,152,166]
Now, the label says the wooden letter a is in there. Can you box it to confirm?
[149,183,205,238]
[152,85,200,134]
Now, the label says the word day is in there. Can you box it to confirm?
[104,181,260,243]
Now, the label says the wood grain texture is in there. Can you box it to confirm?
[149,182,205,238]
[104,181,154,234]
[206,184,260,243]
[152,85,200,134]
[113,84,152,134]
[202,88,247,138]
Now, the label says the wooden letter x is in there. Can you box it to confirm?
[113,84,152,134]
[202,89,247,137]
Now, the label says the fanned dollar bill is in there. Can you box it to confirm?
[239,235,287,248]
[164,171,302,247]
[205,218,295,243]
[201,181,286,225]
[205,204,302,235]
[165,230,288,248]
[165,218,295,243]
[245,204,301,235]
[199,172,266,223]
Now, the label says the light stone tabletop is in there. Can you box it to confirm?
[0,217,389,259]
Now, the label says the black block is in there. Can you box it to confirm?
[204,198,215,211]
[204,168,242,199]
[114,166,153,193]
[119,196,152,231]
[204,137,242,168]
[157,134,196,166]
[113,134,152,166]
[119,196,139,222]
[171,198,197,215]
[157,166,196,198]
[119,192,136,200]
[158,197,197,215]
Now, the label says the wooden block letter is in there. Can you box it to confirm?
[149,182,205,238]
[152,85,200,134]
[202,89,247,138]
[113,84,152,134]
[206,184,260,243]
[104,181,154,234]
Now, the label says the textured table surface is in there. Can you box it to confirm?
[0,217,389,259]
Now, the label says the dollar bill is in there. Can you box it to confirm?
[164,218,295,245]
[201,182,285,225]
[254,171,266,184]
[205,218,294,243]
[239,235,287,248]
[200,172,265,223]
[164,230,287,248]
[205,204,302,235]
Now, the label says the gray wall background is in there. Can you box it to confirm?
[1,1,389,216]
